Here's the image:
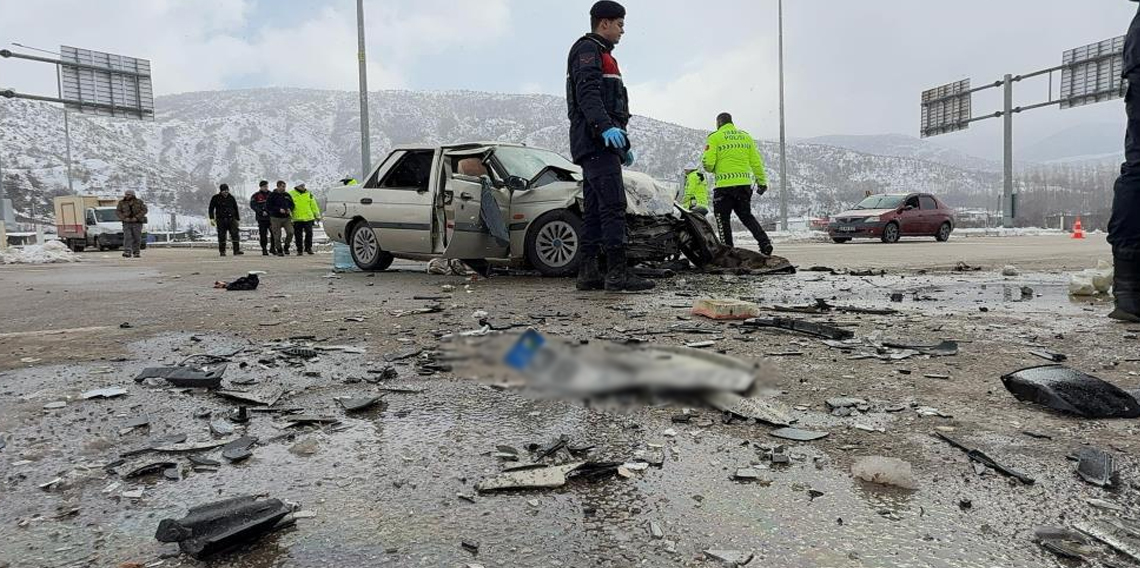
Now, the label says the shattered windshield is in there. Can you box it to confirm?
[494,146,577,181]
[854,195,905,210]
[94,208,120,223]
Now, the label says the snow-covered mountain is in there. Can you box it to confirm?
[803,133,1000,173]
[1,88,1002,223]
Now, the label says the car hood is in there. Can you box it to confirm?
[834,209,893,219]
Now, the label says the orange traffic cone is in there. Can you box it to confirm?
[1071,217,1085,239]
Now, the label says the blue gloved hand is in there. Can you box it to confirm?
[601,127,628,149]
[623,148,637,167]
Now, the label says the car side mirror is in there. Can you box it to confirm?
[505,175,528,191]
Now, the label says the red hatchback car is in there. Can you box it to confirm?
[828,193,956,244]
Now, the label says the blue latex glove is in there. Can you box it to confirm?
[601,127,628,149]
[623,149,637,167]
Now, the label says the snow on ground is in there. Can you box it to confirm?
[0,241,79,264]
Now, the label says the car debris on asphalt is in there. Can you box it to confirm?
[1000,365,1140,418]
[155,495,291,559]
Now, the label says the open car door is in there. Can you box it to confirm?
[440,148,512,261]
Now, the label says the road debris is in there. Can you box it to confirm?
[768,427,829,442]
[704,391,792,426]
[1073,447,1118,488]
[691,298,760,320]
[134,365,226,389]
[881,340,959,357]
[1000,365,1140,418]
[221,436,257,462]
[935,432,1035,484]
[1075,520,1140,564]
[155,496,291,559]
[215,388,284,407]
[475,462,584,492]
[743,317,854,340]
[1034,526,1097,561]
[851,456,917,490]
[703,549,755,566]
[81,386,129,399]
[1028,350,1067,363]
[335,396,384,412]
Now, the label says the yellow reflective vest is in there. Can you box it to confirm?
[682,170,709,208]
[702,123,768,189]
[288,189,321,222]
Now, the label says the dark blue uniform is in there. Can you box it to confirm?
[1109,1,1140,320]
[566,33,631,257]
[1110,1,1140,258]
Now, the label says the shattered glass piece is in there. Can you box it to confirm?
[475,462,584,492]
[768,427,829,442]
[704,391,791,427]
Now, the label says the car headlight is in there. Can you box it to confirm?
[863,216,881,224]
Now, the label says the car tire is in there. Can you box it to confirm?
[880,222,900,244]
[348,221,393,271]
[935,222,952,242]
[70,240,85,253]
[525,210,583,277]
[831,237,852,244]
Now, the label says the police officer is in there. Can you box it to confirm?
[1109,1,1140,322]
[209,183,243,257]
[702,112,773,256]
[566,0,653,292]
[682,168,710,212]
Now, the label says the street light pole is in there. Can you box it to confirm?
[777,0,789,231]
[356,0,372,180]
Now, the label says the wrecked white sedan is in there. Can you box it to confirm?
[323,142,683,275]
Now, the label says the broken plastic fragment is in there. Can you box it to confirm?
[336,396,383,412]
[154,495,290,559]
[221,436,257,462]
[1074,447,1118,488]
[82,386,129,399]
[134,365,226,389]
[1000,365,1140,419]
[936,432,1035,484]
[768,427,829,442]
[704,391,791,427]
[743,317,854,340]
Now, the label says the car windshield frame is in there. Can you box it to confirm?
[853,195,906,210]
[492,146,578,181]
[94,208,120,223]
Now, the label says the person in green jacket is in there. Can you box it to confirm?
[682,168,709,212]
[288,182,321,256]
[702,112,773,255]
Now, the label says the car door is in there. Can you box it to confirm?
[356,149,438,254]
[440,148,511,261]
[897,194,923,236]
[919,195,940,234]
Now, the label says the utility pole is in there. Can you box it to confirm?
[356,0,372,180]
[1002,74,1014,228]
[777,0,789,231]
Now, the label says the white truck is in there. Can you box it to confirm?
[54,195,144,252]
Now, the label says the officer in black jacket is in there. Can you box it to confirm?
[566,0,653,292]
[1110,0,1140,322]
[249,180,273,255]
[208,184,243,257]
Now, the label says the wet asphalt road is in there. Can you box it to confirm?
[1,237,1139,568]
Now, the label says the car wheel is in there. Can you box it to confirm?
[880,222,900,244]
[349,221,393,271]
[935,222,952,242]
[831,237,851,244]
[525,210,583,277]
[70,240,85,253]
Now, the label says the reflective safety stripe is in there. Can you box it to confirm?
[602,74,623,80]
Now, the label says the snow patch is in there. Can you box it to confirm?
[0,241,80,264]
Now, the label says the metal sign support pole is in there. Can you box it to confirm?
[1002,74,1014,228]
[63,108,74,193]
[356,0,372,180]
[777,0,788,231]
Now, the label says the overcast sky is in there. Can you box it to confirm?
[0,0,1135,158]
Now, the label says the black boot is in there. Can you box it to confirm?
[575,253,604,291]
[604,248,655,292]
[1110,254,1140,322]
